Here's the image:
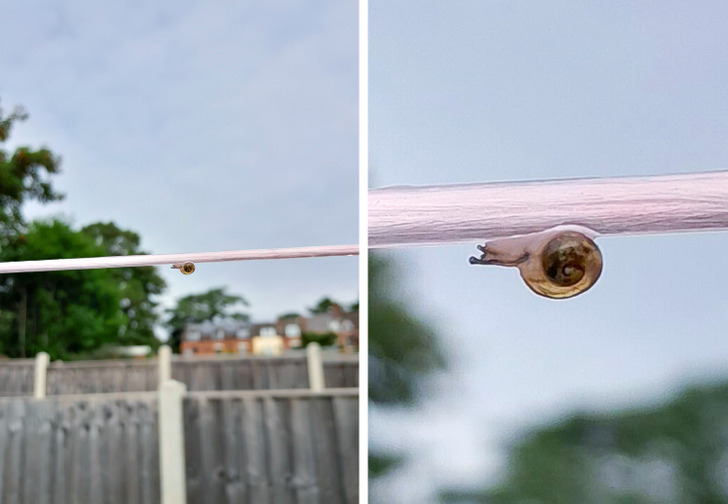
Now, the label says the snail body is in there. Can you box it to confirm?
[469,225,602,299]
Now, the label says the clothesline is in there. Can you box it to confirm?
[369,171,728,247]
[3,171,727,273]
[0,244,359,274]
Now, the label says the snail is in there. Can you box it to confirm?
[171,262,196,275]
[469,225,603,299]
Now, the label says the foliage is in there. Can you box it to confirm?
[369,453,403,480]
[301,331,338,347]
[0,102,62,240]
[349,300,359,311]
[278,312,301,320]
[369,253,446,482]
[81,222,166,347]
[0,220,127,359]
[369,253,445,406]
[0,100,165,359]
[308,297,341,314]
[165,287,249,351]
[440,381,728,503]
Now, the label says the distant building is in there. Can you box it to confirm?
[179,319,251,356]
[248,322,286,356]
[305,305,359,351]
[179,307,358,356]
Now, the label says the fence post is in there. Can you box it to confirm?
[159,379,187,504]
[33,352,49,398]
[306,342,325,391]
[158,345,172,385]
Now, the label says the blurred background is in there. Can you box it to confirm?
[0,0,358,357]
[369,1,728,502]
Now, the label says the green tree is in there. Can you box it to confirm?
[308,297,341,314]
[0,220,126,359]
[301,331,338,347]
[441,381,728,503]
[369,253,445,478]
[165,287,250,351]
[0,102,62,240]
[81,222,166,347]
[0,101,165,359]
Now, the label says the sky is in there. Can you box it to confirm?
[370,1,728,502]
[0,0,358,327]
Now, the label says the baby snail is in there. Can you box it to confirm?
[469,226,603,299]
[172,262,196,275]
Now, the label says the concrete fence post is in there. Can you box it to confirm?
[33,352,49,398]
[306,342,325,392]
[158,345,172,385]
[159,379,187,504]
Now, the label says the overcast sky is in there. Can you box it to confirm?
[370,1,728,502]
[0,1,358,326]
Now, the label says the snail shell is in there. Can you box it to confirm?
[172,262,196,275]
[469,226,603,299]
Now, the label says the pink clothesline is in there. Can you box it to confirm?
[3,171,727,273]
[369,171,728,247]
[0,244,359,274]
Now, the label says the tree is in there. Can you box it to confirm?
[308,297,341,314]
[0,220,126,359]
[165,288,250,351]
[0,102,62,240]
[441,381,728,503]
[369,253,446,479]
[0,101,165,358]
[301,331,338,347]
[369,254,445,405]
[81,222,166,347]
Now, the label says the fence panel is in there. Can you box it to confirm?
[0,361,35,397]
[172,357,310,391]
[0,388,358,503]
[0,355,359,396]
[0,393,160,504]
[183,389,359,504]
[46,361,158,395]
[323,361,359,388]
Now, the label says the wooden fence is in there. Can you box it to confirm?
[0,389,358,504]
[184,390,358,504]
[0,354,358,397]
[0,360,35,397]
[0,392,160,504]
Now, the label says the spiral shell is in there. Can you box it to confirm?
[172,262,196,275]
[469,227,603,299]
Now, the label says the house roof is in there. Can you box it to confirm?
[306,313,334,333]
[183,319,250,340]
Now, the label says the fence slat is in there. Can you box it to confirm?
[333,396,359,504]
[291,398,320,504]
[183,396,202,503]
[241,397,270,504]
[264,397,295,504]
[6,399,25,504]
[310,397,345,504]
[221,398,245,503]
